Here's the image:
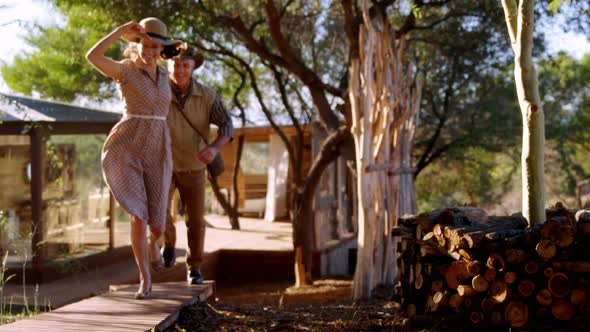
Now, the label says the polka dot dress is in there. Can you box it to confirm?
[101,59,172,230]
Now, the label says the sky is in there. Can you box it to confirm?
[1,0,590,103]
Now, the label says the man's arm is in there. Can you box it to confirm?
[197,95,234,164]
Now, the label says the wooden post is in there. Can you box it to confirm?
[30,127,45,276]
[350,0,422,300]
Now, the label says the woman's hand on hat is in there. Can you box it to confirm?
[119,21,145,38]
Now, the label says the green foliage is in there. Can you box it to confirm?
[549,0,570,14]
[538,52,590,195]
[1,3,122,101]
[415,147,518,212]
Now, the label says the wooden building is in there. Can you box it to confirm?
[0,93,123,283]
[214,123,358,277]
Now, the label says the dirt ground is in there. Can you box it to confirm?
[165,279,408,332]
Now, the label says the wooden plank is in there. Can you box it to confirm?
[0,282,213,332]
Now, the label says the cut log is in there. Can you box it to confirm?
[471,275,489,293]
[536,306,549,318]
[432,291,448,306]
[484,268,497,282]
[574,209,590,225]
[420,245,442,257]
[458,230,486,249]
[414,273,424,290]
[525,226,541,246]
[431,280,443,292]
[490,310,503,326]
[518,279,535,298]
[504,271,518,284]
[443,261,479,290]
[457,285,476,297]
[485,229,524,241]
[432,223,444,237]
[504,300,529,327]
[570,288,588,305]
[536,239,557,260]
[543,267,554,278]
[447,206,488,225]
[393,226,415,237]
[536,289,553,306]
[398,214,418,227]
[458,249,474,261]
[552,261,590,273]
[487,215,528,228]
[580,223,590,236]
[490,279,509,304]
[541,216,569,238]
[425,294,437,313]
[548,272,570,299]
[418,208,452,233]
[422,231,435,241]
[524,260,540,275]
[506,249,528,265]
[504,233,526,246]
[551,299,576,321]
[577,210,590,235]
[414,262,423,290]
[486,253,506,271]
[449,293,463,311]
[469,311,484,324]
[541,217,576,247]
[481,297,496,312]
[466,261,482,276]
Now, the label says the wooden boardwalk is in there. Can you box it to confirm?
[2,215,292,308]
[0,281,213,332]
[0,215,292,331]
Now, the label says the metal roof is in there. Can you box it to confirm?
[0,94,121,123]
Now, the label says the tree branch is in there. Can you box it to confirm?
[501,0,518,49]
[263,0,342,130]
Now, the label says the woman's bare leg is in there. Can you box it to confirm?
[130,215,151,296]
[148,224,163,269]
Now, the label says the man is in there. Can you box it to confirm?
[164,46,233,284]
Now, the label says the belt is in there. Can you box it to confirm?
[122,114,167,120]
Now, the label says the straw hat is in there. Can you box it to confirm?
[122,17,181,46]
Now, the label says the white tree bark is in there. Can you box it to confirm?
[501,0,545,226]
[350,0,422,300]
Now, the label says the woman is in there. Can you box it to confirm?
[86,17,179,299]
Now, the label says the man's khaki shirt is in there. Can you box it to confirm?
[167,79,233,172]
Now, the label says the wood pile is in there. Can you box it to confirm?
[394,204,590,331]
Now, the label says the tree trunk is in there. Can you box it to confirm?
[292,127,352,286]
[501,0,545,226]
[209,175,240,230]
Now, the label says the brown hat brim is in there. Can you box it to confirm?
[171,46,204,69]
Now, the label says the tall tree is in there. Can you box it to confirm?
[501,0,545,225]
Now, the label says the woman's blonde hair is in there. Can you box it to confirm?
[123,43,139,60]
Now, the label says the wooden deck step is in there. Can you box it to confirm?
[0,281,213,332]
